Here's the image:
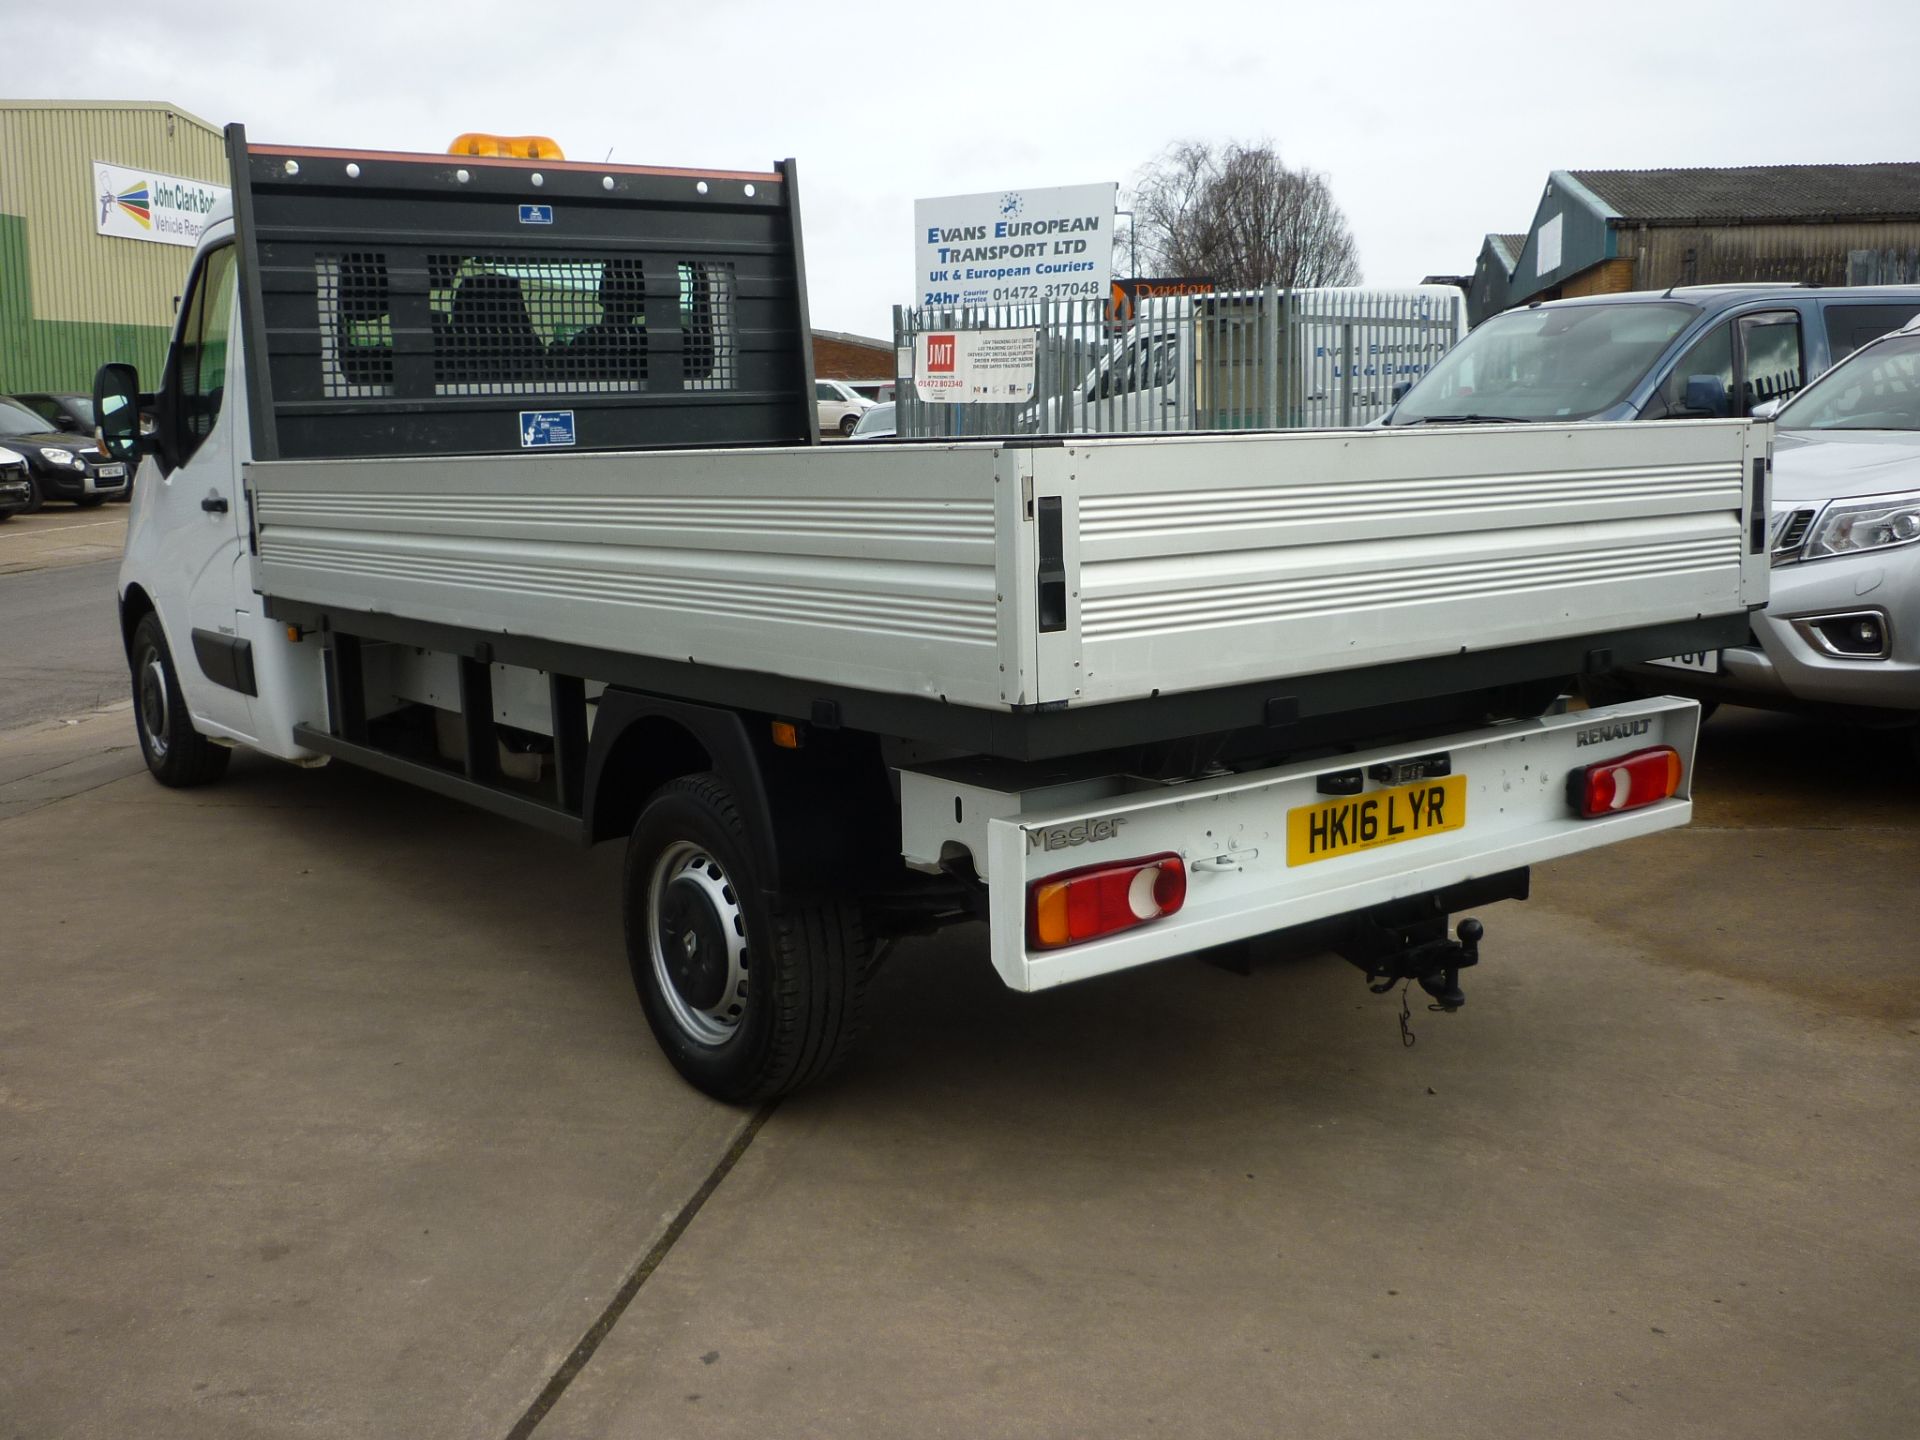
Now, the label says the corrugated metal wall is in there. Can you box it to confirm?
[0,101,228,391]
[1631,222,1920,289]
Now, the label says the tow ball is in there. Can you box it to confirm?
[1353,917,1484,1012]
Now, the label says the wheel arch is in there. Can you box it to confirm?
[584,688,900,898]
[119,583,158,658]
[584,690,783,887]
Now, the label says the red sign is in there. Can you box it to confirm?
[926,334,957,372]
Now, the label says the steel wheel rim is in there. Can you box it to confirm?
[647,840,749,1046]
[137,648,171,760]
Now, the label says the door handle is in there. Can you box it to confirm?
[201,493,229,514]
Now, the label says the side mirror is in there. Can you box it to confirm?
[1391,381,1413,403]
[1682,373,1729,417]
[1750,395,1788,422]
[93,362,147,465]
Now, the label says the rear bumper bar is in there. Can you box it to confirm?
[901,697,1701,992]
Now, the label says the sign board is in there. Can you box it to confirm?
[518,410,577,448]
[93,160,230,248]
[916,183,1117,310]
[1535,213,1562,277]
[1106,276,1216,328]
[913,330,1037,404]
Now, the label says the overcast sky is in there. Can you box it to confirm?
[9,0,1917,338]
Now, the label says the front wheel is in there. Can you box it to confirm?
[21,475,45,515]
[624,773,871,1103]
[129,613,231,787]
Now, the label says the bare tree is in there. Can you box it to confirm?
[1129,141,1362,289]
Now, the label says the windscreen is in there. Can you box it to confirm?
[1390,302,1699,424]
[1779,335,1920,431]
[0,400,51,437]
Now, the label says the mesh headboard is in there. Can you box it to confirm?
[227,126,818,460]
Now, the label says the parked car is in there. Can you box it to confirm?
[1598,315,1920,757]
[0,446,32,521]
[849,401,895,439]
[10,391,95,434]
[0,398,130,510]
[816,378,875,437]
[1379,284,1920,427]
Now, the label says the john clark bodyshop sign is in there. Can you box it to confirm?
[915,183,1116,309]
[94,160,230,248]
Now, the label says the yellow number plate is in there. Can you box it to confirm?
[1286,774,1467,867]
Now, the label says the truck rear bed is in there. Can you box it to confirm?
[248,418,1766,747]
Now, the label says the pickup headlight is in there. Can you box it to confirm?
[41,447,78,467]
[1803,490,1920,560]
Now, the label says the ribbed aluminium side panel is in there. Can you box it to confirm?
[1042,422,1763,705]
[0,102,225,389]
[249,443,1020,708]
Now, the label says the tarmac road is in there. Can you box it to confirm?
[0,510,127,732]
[2,611,1916,1437]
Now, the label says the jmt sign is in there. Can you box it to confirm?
[913,330,1037,404]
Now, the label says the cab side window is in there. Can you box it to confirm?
[1738,312,1803,413]
[1654,323,1734,417]
[166,244,237,471]
[1822,303,1920,364]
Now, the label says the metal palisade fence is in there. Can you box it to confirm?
[893,285,1468,439]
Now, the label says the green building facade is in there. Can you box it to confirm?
[1,100,228,393]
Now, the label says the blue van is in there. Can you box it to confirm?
[1379,284,1920,426]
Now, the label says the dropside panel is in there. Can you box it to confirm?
[1031,422,1765,705]
[247,444,1014,709]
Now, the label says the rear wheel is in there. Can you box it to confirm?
[624,773,871,1103]
[838,413,858,437]
[129,613,231,787]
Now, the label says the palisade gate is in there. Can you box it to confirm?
[891,286,1468,439]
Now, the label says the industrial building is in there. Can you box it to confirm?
[1464,232,1528,327]
[0,99,229,392]
[1465,164,1920,325]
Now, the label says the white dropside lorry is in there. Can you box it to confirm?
[96,132,1770,1101]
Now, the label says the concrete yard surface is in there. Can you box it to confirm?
[1,706,1916,1438]
[0,738,746,1438]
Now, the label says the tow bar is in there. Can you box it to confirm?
[1356,917,1483,1011]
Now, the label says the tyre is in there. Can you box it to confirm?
[838,413,858,437]
[129,613,231,787]
[624,773,871,1103]
[21,475,45,515]
[75,495,105,509]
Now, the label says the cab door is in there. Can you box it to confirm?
[147,241,256,741]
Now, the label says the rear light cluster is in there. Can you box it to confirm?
[1568,746,1683,819]
[1028,853,1187,951]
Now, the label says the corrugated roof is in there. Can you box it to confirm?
[1487,232,1529,268]
[1569,163,1920,223]
[812,327,891,350]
